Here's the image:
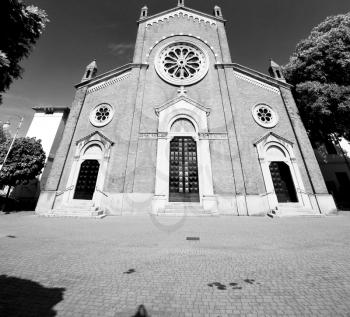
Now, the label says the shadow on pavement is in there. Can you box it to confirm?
[132,304,150,317]
[0,275,65,317]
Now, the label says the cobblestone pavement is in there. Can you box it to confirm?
[1,212,350,316]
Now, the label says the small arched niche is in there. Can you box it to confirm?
[170,118,196,133]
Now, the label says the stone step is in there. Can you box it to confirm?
[268,208,324,218]
[157,212,216,217]
[165,203,201,209]
[42,209,105,218]
[159,204,216,217]
[59,205,97,211]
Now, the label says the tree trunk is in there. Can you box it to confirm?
[1,185,12,212]
[6,185,11,199]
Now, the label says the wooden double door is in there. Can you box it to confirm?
[269,161,298,203]
[74,159,100,200]
[169,136,200,202]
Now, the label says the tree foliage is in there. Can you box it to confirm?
[0,125,6,144]
[0,137,46,187]
[0,0,48,103]
[283,12,350,143]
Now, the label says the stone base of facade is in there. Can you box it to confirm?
[314,194,338,215]
[35,191,338,217]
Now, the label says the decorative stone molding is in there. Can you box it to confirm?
[146,34,219,63]
[138,132,227,140]
[139,133,158,139]
[198,133,228,140]
[233,71,281,95]
[254,132,311,211]
[138,132,169,139]
[145,9,217,28]
[155,95,211,117]
[87,72,130,94]
[62,131,114,208]
[254,132,293,148]
[75,131,114,146]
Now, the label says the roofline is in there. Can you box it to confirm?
[137,5,226,25]
[32,106,70,113]
[215,63,292,89]
[75,63,148,89]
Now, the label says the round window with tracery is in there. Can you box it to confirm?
[155,42,209,86]
[89,103,114,127]
[252,104,278,128]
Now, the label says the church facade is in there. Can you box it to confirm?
[36,0,337,216]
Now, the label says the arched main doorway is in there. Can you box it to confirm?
[73,159,100,200]
[168,118,200,202]
[269,161,298,203]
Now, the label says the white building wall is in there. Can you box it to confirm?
[26,110,65,162]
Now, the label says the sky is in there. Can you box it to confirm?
[1,0,350,136]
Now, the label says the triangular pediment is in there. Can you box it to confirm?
[155,95,211,117]
[76,131,114,146]
[141,6,223,27]
[254,132,293,146]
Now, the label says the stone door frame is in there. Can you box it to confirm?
[255,132,312,210]
[152,97,217,213]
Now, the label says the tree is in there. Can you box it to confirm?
[0,0,48,103]
[283,12,350,143]
[0,124,7,144]
[0,137,46,201]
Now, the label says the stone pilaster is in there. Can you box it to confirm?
[45,87,88,191]
[279,86,328,194]
[123,64,149,193]
[216,65,247,215]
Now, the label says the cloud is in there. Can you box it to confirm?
[108,43,134,56]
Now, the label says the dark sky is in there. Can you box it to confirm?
[1,0,350,135]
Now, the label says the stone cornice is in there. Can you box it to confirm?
[138,6,226,25]
[215,63,292,90]
[75,63,148,89]
[32,106,70,114]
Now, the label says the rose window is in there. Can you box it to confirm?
[155,42,209,86]
[89,103,114,127]
[252,104,278,128]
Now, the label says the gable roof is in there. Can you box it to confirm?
[138,5,225,26]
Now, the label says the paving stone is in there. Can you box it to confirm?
[0,211,350,316]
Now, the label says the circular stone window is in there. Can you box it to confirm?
[252,104,278,128]
[155,41,209,86]
[89,103,114,127]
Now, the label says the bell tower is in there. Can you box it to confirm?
[81,60,98,82]
[268,59,286,82]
